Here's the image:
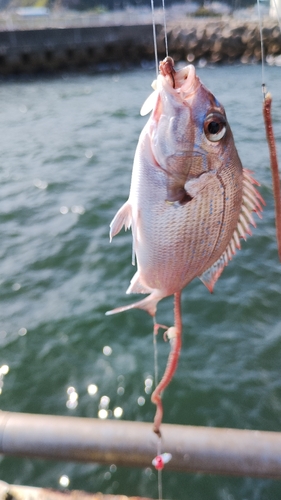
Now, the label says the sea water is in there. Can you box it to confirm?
[0,63,281,500]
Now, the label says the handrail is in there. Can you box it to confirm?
[0,411,281,478]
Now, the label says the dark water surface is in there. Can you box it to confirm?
[0,64,281,500]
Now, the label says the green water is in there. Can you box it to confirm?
[0,64,281,499]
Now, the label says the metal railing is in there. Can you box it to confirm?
[0,411,281,478]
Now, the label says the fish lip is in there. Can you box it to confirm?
[159,64,200,99]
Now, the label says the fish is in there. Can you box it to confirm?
[107,57,264,317]
[106,57,264,434]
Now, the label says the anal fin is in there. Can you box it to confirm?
[126,271,153,295]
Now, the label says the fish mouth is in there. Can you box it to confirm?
[159,57,200,98]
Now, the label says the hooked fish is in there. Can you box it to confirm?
[107,57,264,434]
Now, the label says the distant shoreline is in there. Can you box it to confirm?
[0,12,280,75]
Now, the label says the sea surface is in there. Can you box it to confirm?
[0,63,281,500]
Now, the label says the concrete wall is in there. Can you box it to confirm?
[0,24,159,74]
[0,19,280,74]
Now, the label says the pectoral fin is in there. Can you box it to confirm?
[184,171,217,198]
[109,201,132,241]
[140,90,158,116]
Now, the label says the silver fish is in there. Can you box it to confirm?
[107,57,264,434]
[107,57,263,318]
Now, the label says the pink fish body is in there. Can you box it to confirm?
[108,59,263,317]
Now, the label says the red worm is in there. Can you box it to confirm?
[263,93,281,262]
[151,291,182,436]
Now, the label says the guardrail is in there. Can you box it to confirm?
[1,411,281,478]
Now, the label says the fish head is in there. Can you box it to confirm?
[142,58,240,203]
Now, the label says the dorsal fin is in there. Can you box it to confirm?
[199,168,265,292]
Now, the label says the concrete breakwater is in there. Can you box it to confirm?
[166,18,281,64]
[0,24,159,74]
[0,17,280,74]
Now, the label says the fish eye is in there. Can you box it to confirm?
[204,113,226,142]
[208,122,220,134]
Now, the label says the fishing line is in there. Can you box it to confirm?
[257,0,266,99]
[150,0,169,495]
[257,0,281,259]
[151,0,169,77]
[162,0,169,57]
[157,461,163,500]
[150,0,164,481]
[153,319,159,388]
[151,0,159,79]
[152,317,163,500]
